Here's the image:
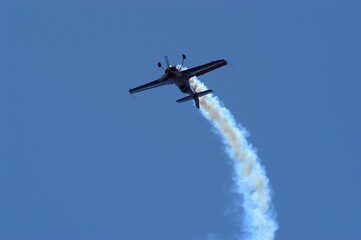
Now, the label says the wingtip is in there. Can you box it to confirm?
[129,89,136,99]
[225,59,233,67]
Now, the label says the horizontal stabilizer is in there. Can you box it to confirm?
[176,89,213,104]
[196,89,213,97]
[176,95,193,103]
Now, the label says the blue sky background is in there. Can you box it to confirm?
[1,1,361,240]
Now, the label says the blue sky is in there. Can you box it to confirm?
[1,1,361,239]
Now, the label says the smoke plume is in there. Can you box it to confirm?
[189,76,278,240]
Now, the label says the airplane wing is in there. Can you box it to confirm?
[182,59,227,78]
[129,77,172,94]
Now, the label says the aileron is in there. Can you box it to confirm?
[129,77,171,94]
[182,59,227,78]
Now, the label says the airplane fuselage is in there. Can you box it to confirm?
[129,56,227,109]
[164,66,194,95]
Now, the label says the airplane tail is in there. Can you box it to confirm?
[176,89,213,108]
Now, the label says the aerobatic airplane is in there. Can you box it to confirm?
[129,54,227,108]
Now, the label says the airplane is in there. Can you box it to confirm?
[129,54,227,108]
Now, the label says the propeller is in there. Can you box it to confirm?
[180,54,186,69]
[164,55,170,67]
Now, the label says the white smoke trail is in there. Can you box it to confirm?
[189,76,278,240]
